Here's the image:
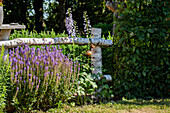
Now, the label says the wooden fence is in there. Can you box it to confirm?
[0,28,113,81]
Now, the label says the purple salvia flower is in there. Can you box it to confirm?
[44,60,46,65]
[36,77,38,80]
[17,87,19,91]
[44,72,47,77]
[24,80,26,84]
[45,66,48,70]
[33,75,36,80]
[47,61,49,66]
[20,70,23,74]
[17,80,19,84]
[31,82,34,86]
[36,61,39,65]
[19,61,22,65]
[20,77,22,81]
[15,65,18,69]
[36,85,39,90]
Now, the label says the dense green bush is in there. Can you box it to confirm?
[112,0,169,99]
[0,45,11,112]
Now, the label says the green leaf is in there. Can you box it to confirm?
[148,29,154,33]
[143,71,146,76]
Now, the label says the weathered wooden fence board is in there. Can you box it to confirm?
[0,37,112,48]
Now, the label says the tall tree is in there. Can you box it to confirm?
[58,0,66,33]
[33,0,44,32]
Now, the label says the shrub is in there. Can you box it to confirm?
[112,0,169,99]
[7,44,80,112]
[0,45,10,112]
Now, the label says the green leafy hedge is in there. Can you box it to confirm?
[0,46,11,112]
[112,0,169,99]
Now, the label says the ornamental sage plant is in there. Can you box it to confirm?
[9,44,80,109]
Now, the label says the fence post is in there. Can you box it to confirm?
[0,29,11,60]
[91,28,102,80]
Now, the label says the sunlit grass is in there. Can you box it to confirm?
[34,99,170,113]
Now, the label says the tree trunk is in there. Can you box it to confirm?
[59,0,66,33]
[22,0,27,26]
[33,0,44,33]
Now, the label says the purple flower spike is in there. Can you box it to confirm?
[36,61,39,65]
[33,75,36,80]
[47,62,49,66]
[39,79,41,83]
[29,79,31,82]
[51,72,53,75]
[17,80,19,84]
[20,70,23,74]
[29,74,32,77]
[57,74,59,77]
[31,82,34,86]
[20,77,22,81]
[45,66,48,70]
[24,67,26,71]
[36,77,38,80]
[19,61,22,65]
[33,68,35,71]
[24,80,26,84]
[27,66,29,70]
[44,72,47,77]
[15,65,18,69]
[44,60,46,65]
[17,87,19,91]
[36,85,39,90]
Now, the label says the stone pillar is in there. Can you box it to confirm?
[0,29,11,60]
[91,28,102,80]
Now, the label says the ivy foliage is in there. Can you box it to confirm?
[112,0,169,99]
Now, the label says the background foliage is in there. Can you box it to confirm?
[3,0,113,36]
[112,0,170,99]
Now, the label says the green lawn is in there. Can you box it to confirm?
[37,99,170,113]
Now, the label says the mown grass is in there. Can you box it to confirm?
[35,99,170,113]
